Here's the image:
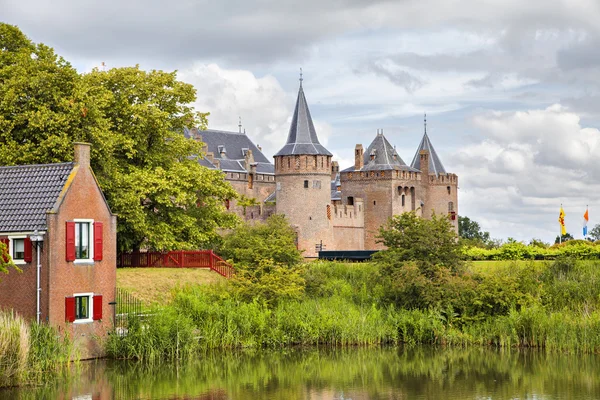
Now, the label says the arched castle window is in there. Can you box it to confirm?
[397,186,402,196]
[373,201,377,206]
[401,194,405,207]
[304,180,309,188]
[448,202,454,212]
[410,187,416,211]
[447,186,451,195]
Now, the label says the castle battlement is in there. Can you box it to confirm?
[427,173,458,185]
[341,169,422,182]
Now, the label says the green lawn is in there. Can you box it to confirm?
[117,267,225,305]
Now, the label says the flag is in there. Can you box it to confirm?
[559,206,567,236]
[583,208,589,237]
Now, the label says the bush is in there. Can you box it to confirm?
[219,214,302,267]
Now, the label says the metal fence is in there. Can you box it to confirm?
[113,288,144,332]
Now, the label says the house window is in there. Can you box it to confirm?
[304,180,309,188]
[12,238,25,260]
[76,294,91,321]
[75,222,90,259]
[313,180,321,189]
[448,202,454,212]
[447,186,451,195]
[347,196,354,206]
[66,292,102,324]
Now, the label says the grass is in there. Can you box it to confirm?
[117,267,224,304]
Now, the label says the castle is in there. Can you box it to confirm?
[185,81,458,257]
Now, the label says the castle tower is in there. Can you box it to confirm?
[410,116,459,232]
[274,79,333,257]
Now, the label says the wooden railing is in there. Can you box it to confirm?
[117,250,235,278]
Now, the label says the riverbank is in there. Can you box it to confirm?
[107,259,600,360]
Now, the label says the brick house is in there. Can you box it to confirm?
[0,143,117,359]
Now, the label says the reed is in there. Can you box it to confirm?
[0,310,71,388]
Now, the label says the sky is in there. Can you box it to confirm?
[4,0,600,242]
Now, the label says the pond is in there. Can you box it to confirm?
[3,347,600,399]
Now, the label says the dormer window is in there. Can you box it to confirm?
[242,148,249,157]
[218,145,227,155]
[370,149,377,161]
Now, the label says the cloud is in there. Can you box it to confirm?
[453,105,600,241]
[178,63,333,160]
[364,60,425,93]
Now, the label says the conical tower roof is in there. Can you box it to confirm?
[274,83,332,157]
[410,132,447,176]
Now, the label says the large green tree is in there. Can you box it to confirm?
[0,23,238,251]
[458,215,490,247]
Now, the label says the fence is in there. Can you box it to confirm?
[113,288,144,333]
[117,250,235,278]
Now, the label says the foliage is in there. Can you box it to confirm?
[555,233,574,244]
[0,241,16,276]
[228,259,305,305]
[0,23,239,251]
[376,211,463,277]
[219,214,302,268]
[588,223,600,241]
[237,195,259,215]
[458,215,491,247]
[463,240,600,261]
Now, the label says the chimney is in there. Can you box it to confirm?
[331,161,339,180]
[73,142,91,167]
[355,144,364,170]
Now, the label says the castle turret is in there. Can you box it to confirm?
[410,115,458,231]
[274,79,333,257]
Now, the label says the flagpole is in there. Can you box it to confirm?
[559,203,562,244]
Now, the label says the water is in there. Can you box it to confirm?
[3,347,600,399]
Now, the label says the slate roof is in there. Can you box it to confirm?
[410,132,447,176]
[342,133,420,173]
[331,174,341,201]
[274,84,332,157]
[185,128,275,175]
[0,162,74,232]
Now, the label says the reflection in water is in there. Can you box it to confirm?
[3,347,600,399]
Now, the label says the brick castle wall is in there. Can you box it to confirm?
[275,155,333,257]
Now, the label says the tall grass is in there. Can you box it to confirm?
[107,259,600,360]
[0,311,72,388]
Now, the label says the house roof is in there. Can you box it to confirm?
[341,132,420,173]
[0,162,75,232]
[410,132,447,176]
[274,84,332,157]
[185,128,275,175]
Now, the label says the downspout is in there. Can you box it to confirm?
[30,230,45,324]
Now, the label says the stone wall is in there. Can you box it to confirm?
[331,198,364,250]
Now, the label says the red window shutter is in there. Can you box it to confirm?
[65,297,75,322]
[0,238,9,263]
[66,222,76,261]
[93,295,102,320]
[93,222,103,261]
[24,237,32,263]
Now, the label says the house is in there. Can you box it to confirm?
[0,143,117,359]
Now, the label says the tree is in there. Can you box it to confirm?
[219,214,302,268]
[588,224,600,241]
[220,215,305,305]
[555,233,574,244]
[458,215,490,247]
[375,211,463,278]
[374,212,468,310]
[0,24,239,251]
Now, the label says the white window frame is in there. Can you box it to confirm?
[73,219,94,265]
[8,235,27,265]
[73,292,94,324]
